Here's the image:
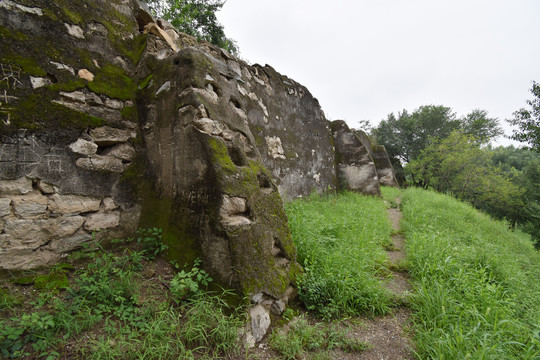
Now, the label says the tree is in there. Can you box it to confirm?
[509,81,540,152]
[460,109,503,144]
[372,105,503,166]
[142,0,239,55]
[405,132,525,222]
[372,105,461,164]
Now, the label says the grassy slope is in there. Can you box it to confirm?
[398,187,540,359]
[285,192,394,319]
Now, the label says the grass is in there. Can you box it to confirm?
[269,315,368,359]
[0,230,245,359]
[399,187,540,359]
[285,191,394,319]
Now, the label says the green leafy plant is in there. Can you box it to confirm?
[170,259,212,302]
[136,228,167,260]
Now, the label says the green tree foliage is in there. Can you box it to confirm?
[142,0,239,55]
[405,132,524,224]
[372,105,502,166]
[509,81,540,151]
[492,146,540,247]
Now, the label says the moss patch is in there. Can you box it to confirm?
[34,273,69,290]
[87,63,136,100]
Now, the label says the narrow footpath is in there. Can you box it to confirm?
[351,198,414,360]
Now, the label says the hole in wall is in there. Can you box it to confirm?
[227,146,246,167]
[257,174,272,189]
[229,97,242,109]
[47,73,58,84]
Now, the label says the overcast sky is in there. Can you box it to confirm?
[217,0,540,146]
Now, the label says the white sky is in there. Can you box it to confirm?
[217,0,540,146]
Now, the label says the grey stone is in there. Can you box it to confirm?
[48,231,93,253]
[69,138,98,156]
[265,136,286,160]
[250,305,271,342]
[271,299,286,315]
[331,120,381,196]
[37,181,55,194]
[0,198,12,217]
[219,196,251,227]
[47,216,85,238]
[0,0,43,15]
[48,194,101,214]
[84,211,120,231]
[101,197,118,211]
[75,155,125,173]
[192,118,225,136]
[0,177,33,195]
[12,191,48,219]
[101,143,135,161]
[65,23,84,38]
[89,126,131,146]
[30,77,52,89]
[251,292,264,304]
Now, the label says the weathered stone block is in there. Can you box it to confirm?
[69,138,99,156]
[75,155,125,173]
[101,143,135,161]
[48,232,93,253]
[0,177,33,195]
[12,191,48,219]
[0,198,12,217]
[48,194,101,214]
[250,305,271,342]
[89,126,131,146]
[84,211,120,231]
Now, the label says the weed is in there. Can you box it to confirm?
[170,259,213,302]
[136,228,167,260]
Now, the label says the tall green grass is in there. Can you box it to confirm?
[401,187,540,359]
[285,192,393,319]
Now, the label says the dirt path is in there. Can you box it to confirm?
[347,198,414,360]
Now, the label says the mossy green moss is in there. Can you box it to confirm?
[34,273,69,290]
[121,105,137,121]
[1,54,46,77]
[87,63,136,100]
[207,137,237,174]
[4,92,105,132]
[0,26,28,41]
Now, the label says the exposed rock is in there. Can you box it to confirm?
[372,145,399,187]
[48,231,93,253]
[30,76,52,89]
[89,126,131,146]
[331,120,381,195]
[84,211,120,231]
[265,136,286,160]
[101,143,135,161]
[219,196,251,228]
[12,191,48,219]
[78,69,94,81]
[76,155,125,173]
[0,0,43,15]
[250,305,271,342]
[101,197,118,211]
[271,299,286,315]
[69,138,99,156]
[0,198,12,217]
[65,23,84,38]
[37,181,55,194]
[0,177,33,195]
[48,194,101,215]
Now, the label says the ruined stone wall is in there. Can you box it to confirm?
[0,0,144,269]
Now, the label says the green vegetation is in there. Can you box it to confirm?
[269,316,368,359]
[0,230,243,359]
[141,0,239,55]
[285,192,394,319]
[509,81,540,151]
[399,187,540,359]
